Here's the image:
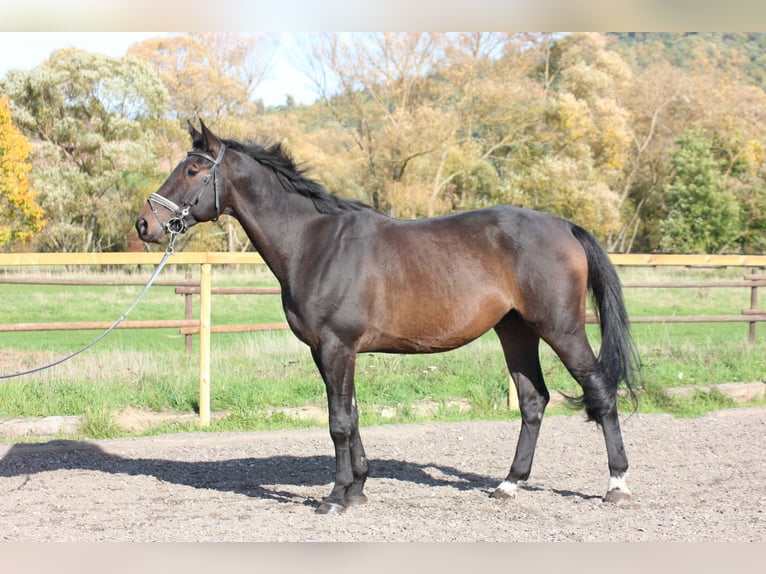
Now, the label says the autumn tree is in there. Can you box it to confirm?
[128,33,277,251]
[302,32,456,216]
[605,33,766,252]
[128,33,275,142]
[0,49,169,252]
[492,33,634,240]
[693,76,766,253]
[605,57,693,252]
[422,33,544,216]
[285,32,766,250]
[0,96,45,249]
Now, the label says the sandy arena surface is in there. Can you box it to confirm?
[0,407,763,542]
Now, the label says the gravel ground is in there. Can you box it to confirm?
[0,407,764,542]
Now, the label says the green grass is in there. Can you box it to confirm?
[0,264,764,440]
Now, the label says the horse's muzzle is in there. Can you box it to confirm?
[135,216,163,244]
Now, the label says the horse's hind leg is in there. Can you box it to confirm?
[543,327,631,504]
[490,312,549,499]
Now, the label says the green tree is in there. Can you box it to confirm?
[0,49,169,252]
[0,95,45,249]
[660,129,742,253]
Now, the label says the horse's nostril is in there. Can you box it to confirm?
[136,218,147,237]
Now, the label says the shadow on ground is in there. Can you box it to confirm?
[0,440,502,510]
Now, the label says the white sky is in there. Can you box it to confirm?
[0,32,318,107]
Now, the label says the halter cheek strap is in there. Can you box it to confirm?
[147,143,226,235]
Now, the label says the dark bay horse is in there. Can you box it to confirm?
[136,120,640,514]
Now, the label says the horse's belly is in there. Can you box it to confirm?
[360,292,510,353]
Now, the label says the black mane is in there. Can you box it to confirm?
[218,138,373,215]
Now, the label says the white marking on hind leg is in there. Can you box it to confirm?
[607,473,630,494]
[495,480,518,498]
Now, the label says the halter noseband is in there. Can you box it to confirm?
[147,143,227,237]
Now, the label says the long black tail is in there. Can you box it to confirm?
[570,224,640,420]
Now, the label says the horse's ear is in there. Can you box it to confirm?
[188,119,204,149]
[199,119,222,156]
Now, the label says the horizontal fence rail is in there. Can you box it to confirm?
[1,252,765,425]
[2,252,765,266]
[0,319,199,332]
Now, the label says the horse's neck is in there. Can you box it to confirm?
[233,184,321,284]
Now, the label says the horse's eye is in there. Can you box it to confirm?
[186,167,198,177]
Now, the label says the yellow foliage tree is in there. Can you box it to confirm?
[0,96,44,249]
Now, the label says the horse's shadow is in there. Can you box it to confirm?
[0,440,502,510]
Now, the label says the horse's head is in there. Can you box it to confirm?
[135,120,227,245]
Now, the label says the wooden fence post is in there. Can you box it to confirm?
[184,268,194,355]
[184,291,194,355]
[199,263,212,426]
[508,376,519,411]
[749,275,760,346]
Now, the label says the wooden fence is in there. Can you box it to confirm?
[0,252,265,427]
[1,252,765,425]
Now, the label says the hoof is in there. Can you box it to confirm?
[489,489,512,500]
[603,489,631,505]
[344,494,368,507]
[315,501,346,515]
[490,480,517,499]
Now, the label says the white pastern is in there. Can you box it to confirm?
[607,473,630,494]
[495,480,518,498]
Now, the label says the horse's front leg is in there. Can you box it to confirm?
[311,343,369,514]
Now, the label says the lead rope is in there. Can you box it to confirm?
[0,234,178,380]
